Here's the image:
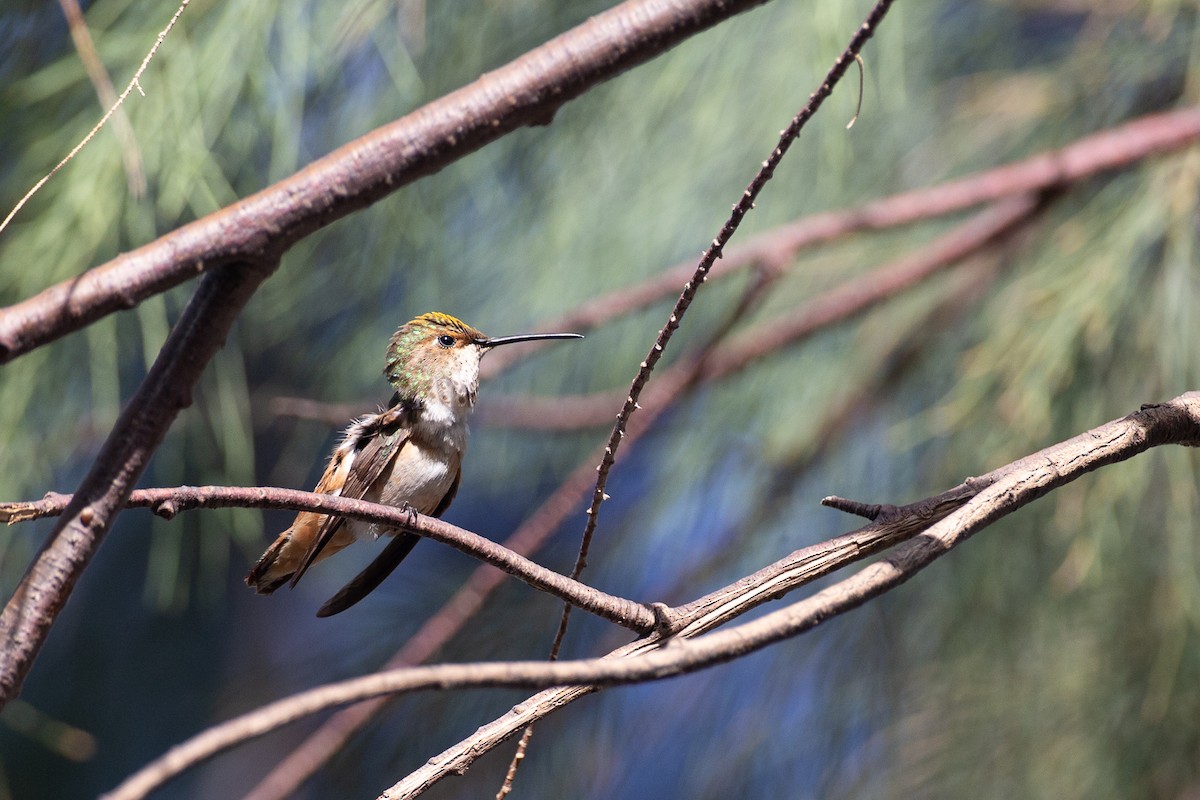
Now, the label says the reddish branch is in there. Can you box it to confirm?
[0,262,275,707]
[97,393,1200,800]
[0,0,787,364]
[483,194,1042,430]
[274,107,1200,429]
[479,105,1200,378]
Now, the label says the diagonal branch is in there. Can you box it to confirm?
[478,105,1200,378]
[381,393,1200,796]
[98,393,1200,800]
[572,0,897,586]
[0,0,789,364]
[482,193,1043,430]
[0,260,276,708]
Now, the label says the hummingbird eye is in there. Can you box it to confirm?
[436,334,455,348]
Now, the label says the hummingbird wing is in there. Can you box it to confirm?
[315,465,461,617]
[288,398,415,589]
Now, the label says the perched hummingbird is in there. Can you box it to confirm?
[246,312,582,616]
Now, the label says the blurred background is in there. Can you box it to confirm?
[1,0,1199,797]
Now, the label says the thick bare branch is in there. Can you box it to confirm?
[0,487,655,633]
[0,0,785,364]
[100,393,1200,800]
[0,261,275,708]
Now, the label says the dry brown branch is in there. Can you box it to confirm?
[0,487,654,632]
[98,393,1200,800]
[0,0,184,236]
[0,260,275,708]
[381,393,1200,797]
[0,0,789,364]
[57,0,146,196]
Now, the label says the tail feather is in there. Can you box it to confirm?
[316,532,420,617]
[246,536,292,594]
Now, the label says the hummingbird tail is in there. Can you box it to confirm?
[245,536,292,594]
[316,532,420,617]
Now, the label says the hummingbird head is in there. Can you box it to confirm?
[384,312,582,409]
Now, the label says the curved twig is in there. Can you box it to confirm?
[0,487,655,633]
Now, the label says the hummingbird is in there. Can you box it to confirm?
[245,312,582,616]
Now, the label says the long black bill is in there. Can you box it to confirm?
[478,332,583,348]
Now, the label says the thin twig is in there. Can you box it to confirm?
[97,393,1200,800]
[571,0,897,658]
[0,0,185,235]
[503,248,783,794]
[477,106,1200,378]
[508,3,898,790]
[0,487,656,633]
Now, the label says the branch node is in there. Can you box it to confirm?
[648,601,679,638]
[153,500,178,520]
[821,495,884,520]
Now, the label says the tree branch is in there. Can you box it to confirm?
[274,103,1200,429]
[481,193,1043,430]
[0,0,787,364]
[99,393,1200,800]
[0,487,656,633]
[0,260,275,708]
